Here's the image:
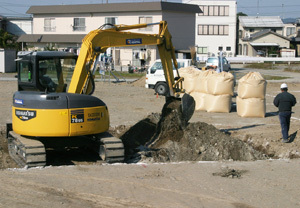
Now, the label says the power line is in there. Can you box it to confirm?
[238,4,300,9]
[0,2,31,7]
[0,5,29,16]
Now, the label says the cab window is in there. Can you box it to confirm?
[19,61,32,83]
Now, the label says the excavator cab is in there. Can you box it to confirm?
[16,51,77,93]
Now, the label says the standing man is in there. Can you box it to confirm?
[273,83,297,143]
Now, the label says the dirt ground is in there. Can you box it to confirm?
[1,65,300,207]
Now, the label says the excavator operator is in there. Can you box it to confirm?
[39,62,57,92]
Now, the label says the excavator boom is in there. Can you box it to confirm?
[69,21,180,97]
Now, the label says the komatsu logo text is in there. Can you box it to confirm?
[87,112,101,121]
[15,109,36,121]
[126,38,142,45]
[14,99,23,105]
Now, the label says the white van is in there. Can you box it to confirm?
[145,59,192,96]
[205,57,231,72]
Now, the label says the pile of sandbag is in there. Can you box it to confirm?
[236,72,267,118]
[179,67,234,113]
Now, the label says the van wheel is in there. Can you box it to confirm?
[155,82,169,96]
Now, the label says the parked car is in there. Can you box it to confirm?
[145,59,192,96]
[205,57,231,72]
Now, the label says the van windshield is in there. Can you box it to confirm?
[150,61,184,74]
[207,58,219,65]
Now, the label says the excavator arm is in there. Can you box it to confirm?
[68,21,194,121]
[68,21,182,97]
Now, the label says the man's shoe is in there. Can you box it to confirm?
[282,139,289,143]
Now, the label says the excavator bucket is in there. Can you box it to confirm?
[181,93,195,123]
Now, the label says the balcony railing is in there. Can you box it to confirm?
[73,26,86,31]
[44,26,56,32]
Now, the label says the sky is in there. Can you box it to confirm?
[0,0,299,19]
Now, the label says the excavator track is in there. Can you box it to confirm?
[6,130,124,167]
[97,133,125,163]
[7,131,46,168]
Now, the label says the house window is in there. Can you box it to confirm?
[198,5,229,16]
[197,47,208,54]
[238,30,243,38]
[199,5,207,16]
[105,17,118,29]
[239,44,242,55]
[198,25,229,35]
[218,46,223,51]
[73,18,85,31]
[139,17,152,31]
[226,46,231,51]
[286,27,296,36]
[243,44,248,56]
[44,18,55,32]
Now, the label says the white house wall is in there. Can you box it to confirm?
[183,0,237,61]
[28,4,201,68]
[33,12,162,35]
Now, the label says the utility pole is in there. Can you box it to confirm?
[256,0,260,17]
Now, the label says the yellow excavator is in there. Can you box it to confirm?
[6,21,195,167]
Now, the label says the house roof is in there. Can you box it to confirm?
[17,34,86,43]
[243,29,290,42]
[239,16,284,28]
[6,16,32,21]
[250,42,279,46]
[27,2,201,15]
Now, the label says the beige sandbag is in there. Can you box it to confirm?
[194,70,214,93]
[238,72,267,99]
[178,66,199,93]
[205,94,232,113]
[190,92,206,111]
[236,96,266,118]
[207,71,234,96]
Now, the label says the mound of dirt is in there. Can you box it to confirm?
[130,76,146,87]
[113,99,267,163]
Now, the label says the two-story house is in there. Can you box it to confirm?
[287,18,300,57]
[238,16,290,57]
[183,0,237,61]
[17,2,201,69]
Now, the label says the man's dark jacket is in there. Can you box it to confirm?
[273,91,297,112]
